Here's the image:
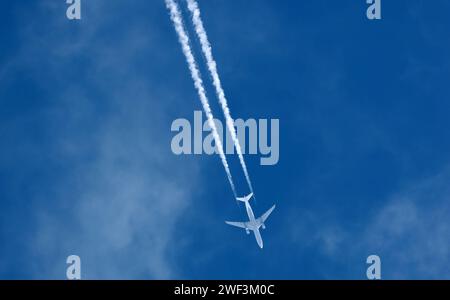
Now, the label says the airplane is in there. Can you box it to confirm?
[225,193,276,249]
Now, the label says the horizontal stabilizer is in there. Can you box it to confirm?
[236,193,253,203]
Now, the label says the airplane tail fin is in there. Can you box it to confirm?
[236,193,253,203]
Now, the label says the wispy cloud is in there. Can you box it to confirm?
[360,169,450,278]
[288,166,450,279]
[0,0,200,279]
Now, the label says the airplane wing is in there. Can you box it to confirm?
[225,221,248,229]
[258,204,276,223]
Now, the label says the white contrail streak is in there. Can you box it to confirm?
[165,0,237,196]
[186,0,255,195]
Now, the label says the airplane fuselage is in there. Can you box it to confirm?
[244,201,256,222]
[243,201,263,248]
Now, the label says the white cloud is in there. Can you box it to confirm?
[2,1,200,279]
[288,167,450,279]
[361,169,450,278]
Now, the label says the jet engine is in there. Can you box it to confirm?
[245,228,250,235]
[261,223,266,229]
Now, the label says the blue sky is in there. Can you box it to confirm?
[1,0,450,279]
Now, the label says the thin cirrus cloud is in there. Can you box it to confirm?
[287,166,450,279]
[0,0,200,279]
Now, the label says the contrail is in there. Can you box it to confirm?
[186,0,255,195]
[165,0,237,197]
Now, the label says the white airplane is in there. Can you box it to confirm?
[225,193,276,249]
